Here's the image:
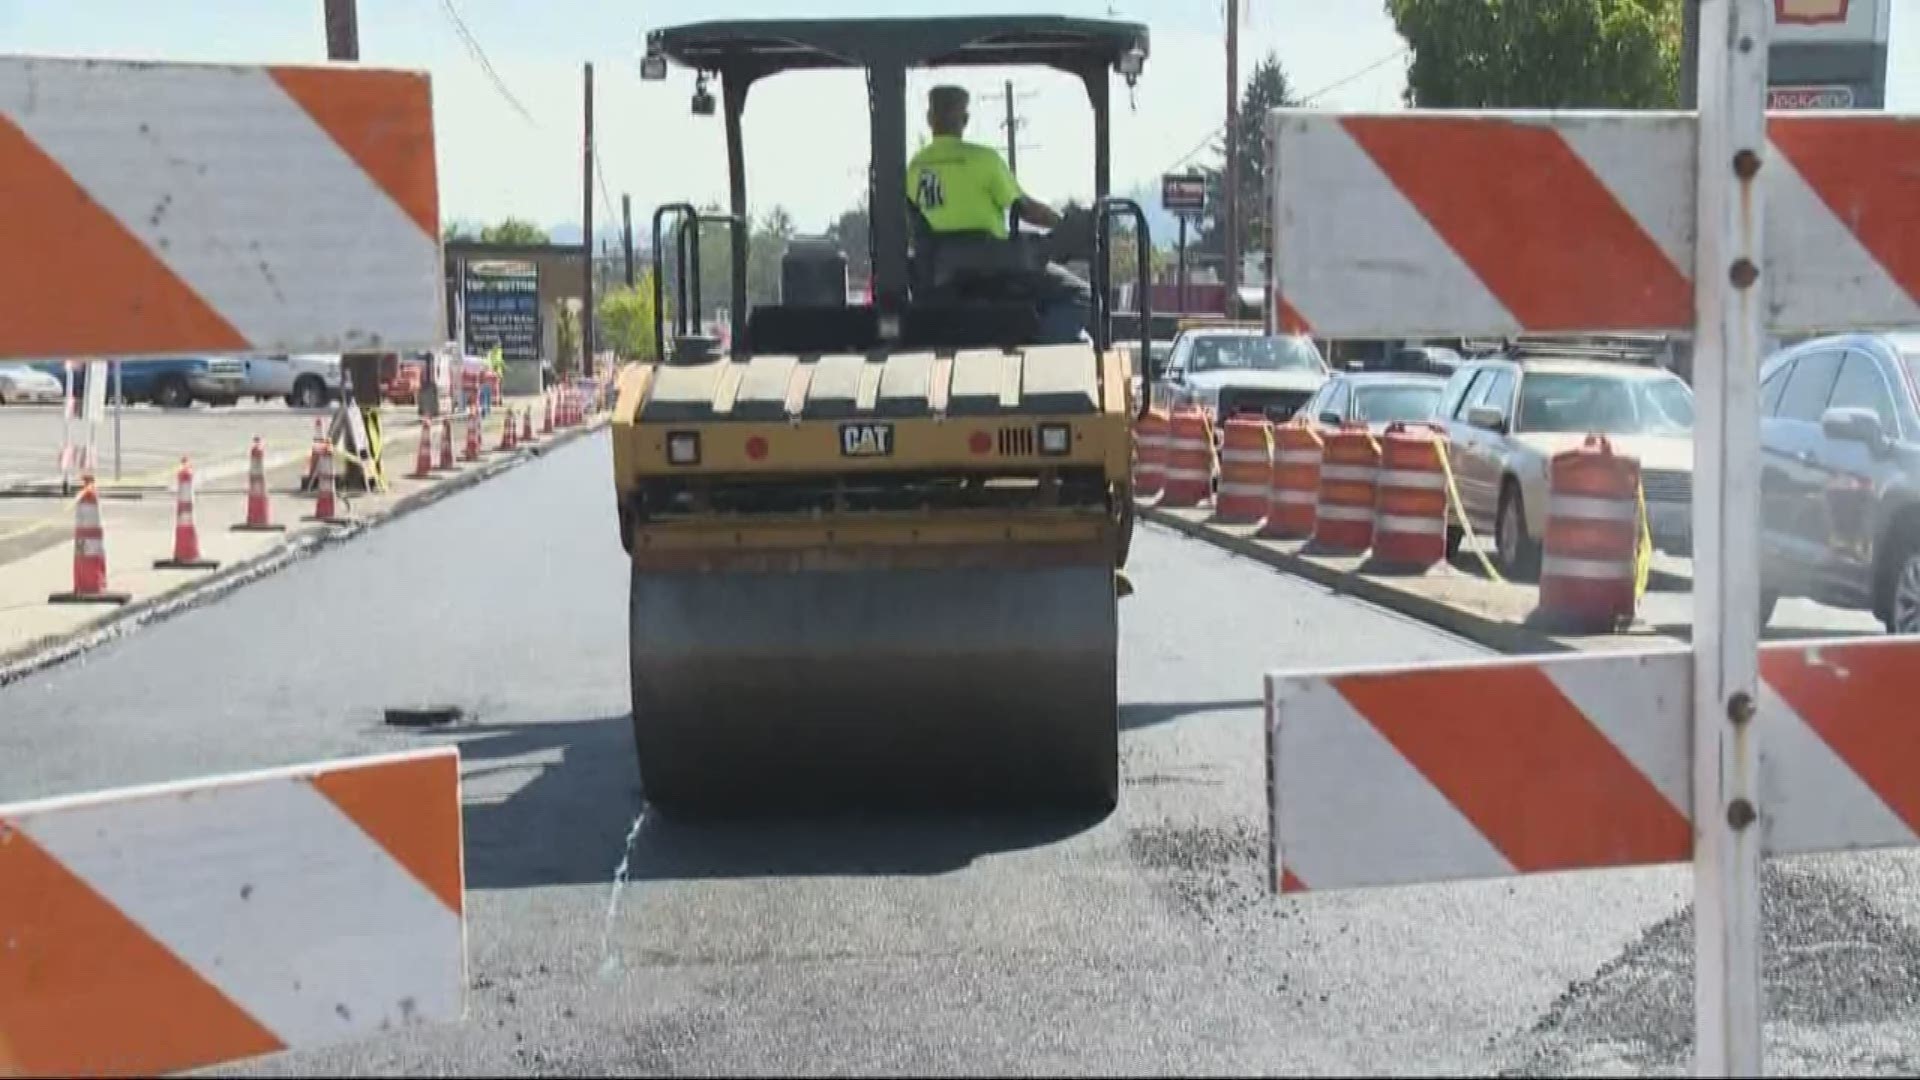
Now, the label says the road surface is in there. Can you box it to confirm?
[6,432,1920,1075]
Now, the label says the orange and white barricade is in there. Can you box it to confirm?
[1213,416,1273,524]
[1159,403,1215,508]
[1312,425,1378,552]
[1132,406,1169,499]
[1261,420,1323,539]
[1372,422,1448,570]
[0,747,467,1077]
[1539,435,1642,630]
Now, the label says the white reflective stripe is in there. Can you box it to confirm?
[17,769,464,1047]
[1167,438,1212,451]
[1221,449,1271,464]
[1319,465,1378,483]
[78,538,104,557]
[1163,467,1212,481]
[1220,482,1270,498]
[1541,555,1635,580]
[1269,676,1515,890]
[1548,494,1638,522]
[1276,450,1322,464]
[1316,505,1375,522]
[1274,490,1318,506]
[1376,513,1446,536]
[1378,469,1446,490]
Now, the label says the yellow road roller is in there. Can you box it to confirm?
[612,16,1157,816]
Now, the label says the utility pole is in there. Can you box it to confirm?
[582,62,596,380]
[984,81,1038,178]
[622,193,635,288]
[323,0,393,448]
[1680,0,1700,109]
[1223,0,1241,320]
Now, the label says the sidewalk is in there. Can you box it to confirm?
[0,393,604,674]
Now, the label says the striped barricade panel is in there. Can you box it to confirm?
[1269,110,1920,338]
[0,56,442,360]
[1266,637,1920,894]
[0,747,466,1077]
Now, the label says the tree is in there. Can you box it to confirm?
[1195,51,1297,261]
[827,205,871,285]
[442,220,477,243]
[479,217,549,245]
[598,271,662,361]
[1388,0,1680,109]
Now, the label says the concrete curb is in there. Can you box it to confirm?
[0,420,608,690]
[1138,503,1575,658]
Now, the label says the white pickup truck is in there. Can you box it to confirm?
[208,354,343,409]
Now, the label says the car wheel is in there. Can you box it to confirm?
[154,375,192,410]
[291,376,328,410]
[1883,532,1920,635]
[1496,482,1541,580]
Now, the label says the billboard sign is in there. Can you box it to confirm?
[461,260,541,364]
[1161,172,1207,215]
[1772,0,1890,44]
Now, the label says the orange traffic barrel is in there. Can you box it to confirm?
[1373,422,1448,570]
[1133,405,1169,499]
[1313,425,1379,552]
[1261,420,1323,540]
[1214,415,1273,524]
[1539,434,1641,630]
[1160,403,1215,508]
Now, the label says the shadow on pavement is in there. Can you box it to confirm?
[451,714,1105,890]
[1120,698,1262,730]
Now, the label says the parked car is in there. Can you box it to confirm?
[25,357,243,409]
[1433,355,1696,577]
[1294,371,1446,433]
[0,363,64,404]
[1154,326,1329,426]
[1757,332,1920,633]
[206,353,342,409]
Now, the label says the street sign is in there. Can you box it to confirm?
[0,56,444,361]
[1161,172,1207,215]
[1263,0,1918,1072]
[1768,84,1856,109]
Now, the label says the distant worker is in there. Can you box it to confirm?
[906,84,1091,345]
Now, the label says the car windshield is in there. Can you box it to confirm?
[1516,372,1694,435]
[1354,384,1442,424]
[1185,335,1323,374]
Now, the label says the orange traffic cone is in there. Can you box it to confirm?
[521,406,534,445]
[410,418,434,479]
[496,407,516,452]
[232,436,286,533]
[463,407,481,463]
[303,444,350,525]
[49,477,130,605]
[437,415,456,471]
[542,391,555,434]
[155,457,219,570]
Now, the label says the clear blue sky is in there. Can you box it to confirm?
[3,1,1913,235]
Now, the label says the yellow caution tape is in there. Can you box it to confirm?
[0,489,84,545]
[1634,478,1653,603]
[1432,438,1506,585]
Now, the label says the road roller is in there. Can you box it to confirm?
[611,16,1157,816]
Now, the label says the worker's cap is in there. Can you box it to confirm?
[928,85,970,112]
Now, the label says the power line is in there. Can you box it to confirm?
[1152,46,1410,179]
[437,0,538,126]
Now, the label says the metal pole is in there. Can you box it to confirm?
[1177,215,1189,314]
[112,359,122,481]
[622,193,635,289]
[582,62,596,381]
[323,0,358,61]
[1690,0,1767,1073]
[1223,0,1241,319]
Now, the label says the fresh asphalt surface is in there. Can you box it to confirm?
[6,432,1920,1076]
